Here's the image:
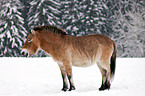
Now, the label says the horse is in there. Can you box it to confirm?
[21,25,117,91]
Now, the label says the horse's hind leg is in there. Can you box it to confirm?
[97,63,107,90]
[58,64,68,91]
[97,61,111,91]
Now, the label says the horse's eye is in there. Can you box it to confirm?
[28,39,33,42]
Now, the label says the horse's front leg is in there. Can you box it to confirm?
[58,64,68,91]
[63,61,76,91]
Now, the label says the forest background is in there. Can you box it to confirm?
[0,0,144,57]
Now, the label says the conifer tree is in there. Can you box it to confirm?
[60,0,108,36]
[28,0,61,28]
[110,0,145,57]
[0,0,27,57]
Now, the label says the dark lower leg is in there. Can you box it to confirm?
[68,75,75,91]
[63,62,75,91]
[58,64,68,91]
[99,70,111,91]
[99,78,111,91]
[61,74,68,91]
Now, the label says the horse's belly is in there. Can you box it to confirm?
[72,60,95,67]
[71,54,98,67]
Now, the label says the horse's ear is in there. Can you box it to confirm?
[31,29,35,34]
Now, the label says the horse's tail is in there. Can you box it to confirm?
[110,41,117,82]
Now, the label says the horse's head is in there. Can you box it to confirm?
[21,29,40,57]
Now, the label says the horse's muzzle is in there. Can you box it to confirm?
[21,49,29,57]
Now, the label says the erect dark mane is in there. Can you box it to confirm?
[33,25,68,35]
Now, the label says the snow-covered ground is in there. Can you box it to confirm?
[0,57,144,96]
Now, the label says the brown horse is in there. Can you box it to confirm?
[21,25,117,91]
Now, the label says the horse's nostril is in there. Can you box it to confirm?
[22,51,25,55]
[21,49,29,57]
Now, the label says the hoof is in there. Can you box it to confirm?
[99,86,110,91]
[69,86,76,91]
[61,87,68,92]
[99,82,110,91]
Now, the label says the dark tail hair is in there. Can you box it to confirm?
[110,42,117,81]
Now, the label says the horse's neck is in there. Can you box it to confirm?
[40,34,67,54]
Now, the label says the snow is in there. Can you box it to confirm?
[73,26,79,31]
[49,0,60,6]
[66,26,71,30]
[0,57,145,96]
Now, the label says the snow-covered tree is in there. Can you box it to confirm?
[110,0,145,57]
[0,0,27,57]
[28,0,61,28]
[60,0,109,36]
[20,0,30,32]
